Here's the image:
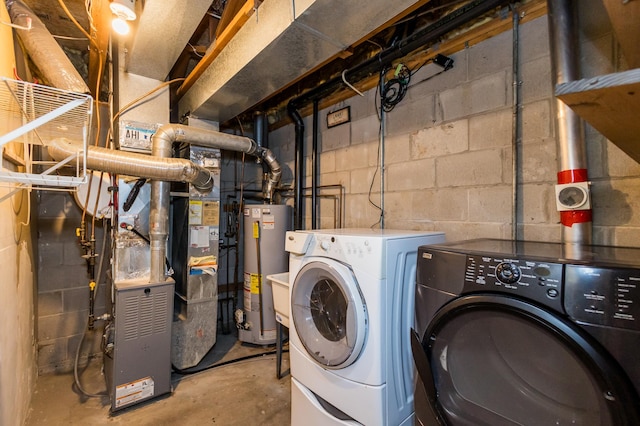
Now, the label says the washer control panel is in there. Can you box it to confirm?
[464,255,564,312]
[565,265,640,331]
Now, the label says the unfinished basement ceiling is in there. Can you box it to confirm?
[16,0,542,128]
[176,0,431,123]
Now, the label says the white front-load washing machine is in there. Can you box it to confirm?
[286,229,445,426]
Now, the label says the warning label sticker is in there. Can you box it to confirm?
[202,201,219,226]
[250,273,262,294]
[115,376,155,408]
[262,214,275,230]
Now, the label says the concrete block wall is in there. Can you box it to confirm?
[1,4,37,423]
[37,192,106,374]
[269,2,640,248]
[0,186,36,426]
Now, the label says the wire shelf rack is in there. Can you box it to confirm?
[0,77,93,190]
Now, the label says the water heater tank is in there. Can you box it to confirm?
[239,204,291,345]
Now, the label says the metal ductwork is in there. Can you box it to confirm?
[47,124,282,282]
[547,0,592,246]
[148,124,281,281]
[47,138,215,191]
[177,0,425,122]
[6,0,89,94]
[151,124,281,201]
[125,0,213,80]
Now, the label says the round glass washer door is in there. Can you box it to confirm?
[291,260,367,369]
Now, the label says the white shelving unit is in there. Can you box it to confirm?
[0,77,93,190]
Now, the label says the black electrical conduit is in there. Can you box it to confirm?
[287,0,512,229]
[172,349,289,376]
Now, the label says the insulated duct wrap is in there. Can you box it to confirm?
[7,0,89,94]
[47,138,214,192]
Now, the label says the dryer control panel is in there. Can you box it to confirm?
[564,265,640,332]
[463,254,564,313]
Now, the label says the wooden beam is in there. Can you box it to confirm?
[169,13,218,80]
[88,0,111,99]
[556,69,640,163]
[176,0,256,98]
[601,0,640,69]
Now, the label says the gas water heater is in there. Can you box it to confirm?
[238,204,291,345]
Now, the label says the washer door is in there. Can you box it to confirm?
[413,294,640,426]
[291,260,367,369]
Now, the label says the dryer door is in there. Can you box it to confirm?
[414,294,640,426]
[291,260,367,369]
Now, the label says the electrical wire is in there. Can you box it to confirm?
[51,34,88,41]
[172,348,288,376]
[235,118,247,314]
[84,0,96,35]
[366,68,386,226]
[56,0,95,49]
[381,64,411,112]
[394,0,472,26]
[111,78,186,126]
[58,0,107,229]
[236,117,247,223]
[341,70,364,97]
[187,42,204,58]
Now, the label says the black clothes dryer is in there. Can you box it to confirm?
[411,239,640,426]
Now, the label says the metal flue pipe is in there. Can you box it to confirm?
[547,0,592,245]
[151,124,281,202]
[47,138,214,191]
[148,124,282,282]
[48,124,282,283]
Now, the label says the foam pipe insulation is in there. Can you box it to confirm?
[7,0,90,94]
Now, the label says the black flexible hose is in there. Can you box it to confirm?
[122,178,146,212]
[172,348,289,376]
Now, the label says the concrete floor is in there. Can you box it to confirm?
[26,332,291,425]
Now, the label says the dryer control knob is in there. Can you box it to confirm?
[320,241,330,251]
[496,262,521,284]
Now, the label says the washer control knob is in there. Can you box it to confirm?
[320,241,330,251]
[496,262,521,284]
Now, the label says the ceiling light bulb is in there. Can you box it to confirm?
[110,0,136,21]
[111,17,130,35]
